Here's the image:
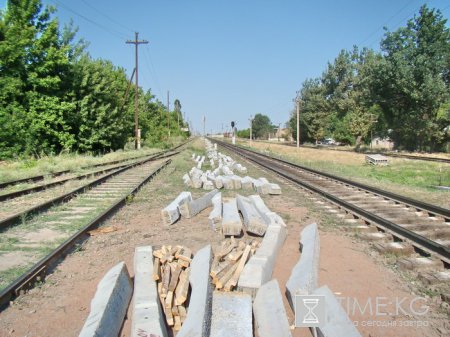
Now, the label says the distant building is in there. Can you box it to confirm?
[370,137,394,150]
[268,128,293,142]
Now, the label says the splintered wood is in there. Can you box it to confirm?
[153,245,192,331]
[210,237,260,292]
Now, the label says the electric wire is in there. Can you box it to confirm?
[51,0,128,40]
[359,0,420,47]
[80,0,134,35]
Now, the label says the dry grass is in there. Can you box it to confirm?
[236,139,450,208]
[0,147,163,184]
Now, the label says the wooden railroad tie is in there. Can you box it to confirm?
[210,237,260,292]
[153,245,192,330]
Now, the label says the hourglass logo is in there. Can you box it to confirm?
[295,295,326,327]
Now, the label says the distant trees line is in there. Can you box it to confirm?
[0,0,188,159]
[288,5,449,152]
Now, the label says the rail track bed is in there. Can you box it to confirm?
[281,141,450,163]
[214,140,450,286]
[0,144,186,307]
[0,149,164,191]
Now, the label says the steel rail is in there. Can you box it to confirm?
[0,153,164,202]
[213,140,450,262]
[0,139,189,190]
[0,159,171,309]
[219,141,450,220]
[280,141,450,164]
[0,150,181,230]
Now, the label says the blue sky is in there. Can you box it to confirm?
[2,0,450,134]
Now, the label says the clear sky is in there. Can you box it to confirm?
[1,0,450,134]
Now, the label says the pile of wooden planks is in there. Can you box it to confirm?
[210,237,260,291]
[153,245,192,331]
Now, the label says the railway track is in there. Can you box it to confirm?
[213,139,450,275]
[0,150,180,230]
[0,141,188,196]
[270,140,450,164]
[0,149,165,190]
[0,142,188,308]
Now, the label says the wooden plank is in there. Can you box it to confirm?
[216,262,239,289]
[178,305,187,323]
[157,281,163,299]
[217,241,237,258]
[165,290,174,309]
[176,247,192,262]
[165,307,174,326]
[174,315,182,331]
[153,249,163,259]
[161,263,171,295]
[168,264,182,291]
[175,268,190,305]
[212,260,237,284]
[227,249,244,262]
[224,245,252,291]
[152,257,161,281]
[171,305,179,316]
[178,259,190,268]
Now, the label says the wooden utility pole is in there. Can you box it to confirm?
[167,91,170,137]
[126,32,148,149]
[294,92,301,148]
[203,115,206,136]
[249,115,253,143]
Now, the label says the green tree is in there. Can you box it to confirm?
[237,128,250,138]
[0,0,78,157]
[252,113,273,139]
[372,5,450,150]
[70,56,133,153]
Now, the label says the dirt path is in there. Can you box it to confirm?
[0,140,447,337]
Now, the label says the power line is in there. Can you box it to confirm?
[143,45,164,100]
[51,0,128,40]
[80,0,134,35]
[359,0,420,47]
[367,1,437,48]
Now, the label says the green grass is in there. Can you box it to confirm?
[0,265,31,290]
[237,142,450,208]
[0,146,163,184]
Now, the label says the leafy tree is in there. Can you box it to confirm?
[372,5,450,150]
[237,128,250,138]
[252,113,273,139]
[70,56,133,153]
[0,0,78,157]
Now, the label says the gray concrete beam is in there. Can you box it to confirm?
[208,192,222,230]
[236,194,267,236]
[210,291,252,337]
[238,224,287,296]
[182,173,192,187]
[253,279,291,337]
[241,176,254,190]
[179,189,219,218]
[177,245,213,337]
[161,191,192,225]
[269,183,282,195]
[249,195,286,227]
[285,223,320,310]
[222,198,243,236]
[78,262,132,337]
[313,285,361,337]
[131,247,168,337]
